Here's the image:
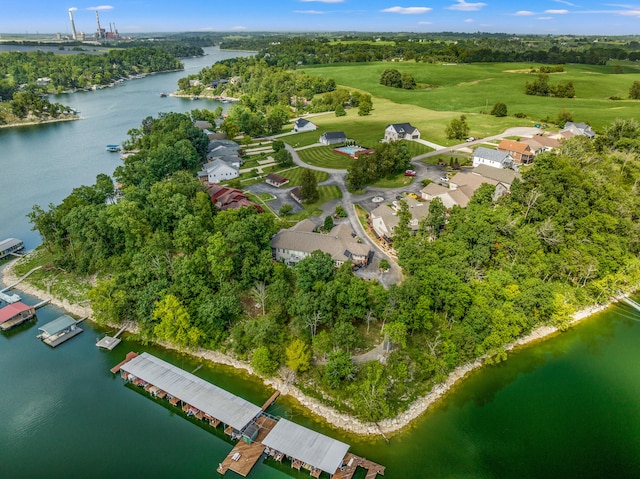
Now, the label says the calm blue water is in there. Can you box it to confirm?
[0,46,250,250]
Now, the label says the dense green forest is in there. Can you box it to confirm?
[27,110,640,422]
[219,34,640,68]
[0,46,184,99]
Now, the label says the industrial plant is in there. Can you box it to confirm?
[66,7,124,42]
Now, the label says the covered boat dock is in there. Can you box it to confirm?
[262,417,351,478]
[37,314,83,347]
[0,302,36,331]
[118,352,262,433]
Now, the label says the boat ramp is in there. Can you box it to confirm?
[113,351,385,478]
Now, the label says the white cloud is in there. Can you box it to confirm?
[619,9,640,16]
[294,10,327,14]
[464,18,474,22]
[545,9,569,14]
[86,5,113,10]
[418,20,433,24]
[231,25,247,30]
[381,6,433,14]
[554,0,576,6]
[536,16,554,20]
[447,0,486,11]
[514,10,536,16]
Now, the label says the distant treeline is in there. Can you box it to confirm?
[0,46,184,100]
[218,35,640,68]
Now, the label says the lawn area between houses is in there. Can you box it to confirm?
[296,145,355,169]
[301,61,640,132]
[370,173,415,188]
[288,185,342,220]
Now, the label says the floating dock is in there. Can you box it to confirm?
[0,302,36,331]
[112,351,385,478]
[96,325,126,350]
[37,314,83,347]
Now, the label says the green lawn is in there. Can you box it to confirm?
[289,185,343,220]
[301,61,640,132]
[370,173,415,188]
[296,146,355,169]
[284,167,330,186]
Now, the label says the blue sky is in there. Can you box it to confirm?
[3,1,640,35]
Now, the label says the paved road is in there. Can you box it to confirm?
[275,127,540,288]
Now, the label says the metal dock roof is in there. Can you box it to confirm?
[38,314,76,336]
[120,352,262,431]
[262,418,350,475]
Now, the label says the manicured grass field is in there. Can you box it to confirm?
[370,174,415,188]
[296,146,355,169]
[284,166,330,186]
[301,61,640,132]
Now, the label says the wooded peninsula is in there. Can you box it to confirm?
[10,33,640,429]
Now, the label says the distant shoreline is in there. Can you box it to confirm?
[0,253,632,436]
[0,116,79,129]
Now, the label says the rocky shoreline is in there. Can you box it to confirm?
[0,255,625,436]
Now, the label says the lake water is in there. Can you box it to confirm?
[1,47,640,479]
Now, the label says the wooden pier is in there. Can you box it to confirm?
[333,453,386,479]
[96,325,127,350]
[216,415,277,477]
[261,390,280,411]
[110,351,139,374]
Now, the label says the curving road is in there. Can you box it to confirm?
[282,127,541,288]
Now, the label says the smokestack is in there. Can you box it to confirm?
[95,10,103,39]
[68,8,78,40]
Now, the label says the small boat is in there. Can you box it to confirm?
[160,92,168,97]
[106,144,121,152]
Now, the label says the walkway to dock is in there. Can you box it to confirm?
[96,325,127,350]
[217,415,278,477]
[0,265,42,293]
[261,390,280,411]
[110,351,139,373]
[333,453,386,479]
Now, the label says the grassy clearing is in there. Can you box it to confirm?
[289,185,342,220]
[12,249,92,304]
[423,153,472,167]
[302,61,640,131]
[284,167,330,186]
[296,146,354,169]
[370,173,415,188]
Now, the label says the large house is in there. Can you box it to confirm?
[198,159,239,184]
[319,132,347,146]
[293,118,317,133]
[497,139,534,165]
[271,220,371,267]
[561,121,595,139]
[422,165,520,208]
[521,135,561,155]
[207,184,262,211]
[472,147,515,169]
[384,123,421,142]
[370,197,430,243]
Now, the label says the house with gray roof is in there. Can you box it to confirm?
[198,158,239,184]
[561,121,595,139]
[384,123,420,142]
[271,221,370,267]
[370,197,430,242]
[293,117,317,133]
[472,147,515,169]
[319,131,347,146]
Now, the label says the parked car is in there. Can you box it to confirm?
[405,169,416,176]
[466,137,475,142]
[440,176,449,182]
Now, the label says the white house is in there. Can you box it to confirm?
[472,147,514,169]
[384,123,421,142]
[293,118,318,133]
[370,197,429,242]
[319,132,347,145]
[198,159,239,184]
